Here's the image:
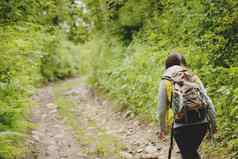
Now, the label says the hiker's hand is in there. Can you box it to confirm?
[213,127,218,134]
[159,131,167,141]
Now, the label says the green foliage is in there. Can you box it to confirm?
[0,0,85,158]
[0,25,42,158]
[41,33,80,81]
[80,0,238,158]
[0,0,89,43]
[0,18,81,159]
[199,66,238,157]
[0,0,80,24]
[200,0,238,67]
[82,0,162,43]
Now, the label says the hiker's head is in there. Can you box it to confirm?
[165,52,187,69]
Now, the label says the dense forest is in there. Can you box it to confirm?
[0,0,237,158]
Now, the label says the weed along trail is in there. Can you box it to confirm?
[29,78,180,159]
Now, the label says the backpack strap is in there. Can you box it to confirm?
[162,76,184,86]
[161,76,174,108]
[161,76,173,81]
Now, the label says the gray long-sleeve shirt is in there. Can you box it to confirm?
[157,66,216,132]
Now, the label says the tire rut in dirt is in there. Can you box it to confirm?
[27,87,85,159]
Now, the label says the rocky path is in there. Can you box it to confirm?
[28,78,181,159]
[28,87,85,159]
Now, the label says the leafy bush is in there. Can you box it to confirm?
[199,66,238,157]
[40,33,80,81]
[0,0,86,158]
[0,24,80,158]
[0,25,43,158]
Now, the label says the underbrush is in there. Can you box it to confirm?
[79,34,238,158]
[0,24,80,158]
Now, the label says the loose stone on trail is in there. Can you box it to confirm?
[46,103,58,109]
[120,151,134,159]
[144,145,158,154]
[140,154,159,159]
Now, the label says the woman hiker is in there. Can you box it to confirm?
[157,53,216,159]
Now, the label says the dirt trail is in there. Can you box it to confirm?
[28,87,85,159]
[28,78,181,159]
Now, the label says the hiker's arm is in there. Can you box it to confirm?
[157,80,169,133]
[199,82,217,128]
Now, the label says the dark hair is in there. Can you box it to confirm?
[165,53,187,69]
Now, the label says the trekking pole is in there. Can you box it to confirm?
[168,122,174,159]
